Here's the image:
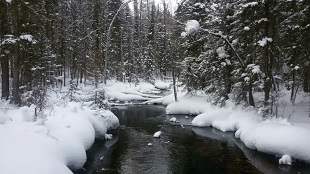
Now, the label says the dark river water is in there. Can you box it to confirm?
[76,105,310,174]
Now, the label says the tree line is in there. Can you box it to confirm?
[1,0,309,117]
[0,0,176,105]
[176,0,310,116]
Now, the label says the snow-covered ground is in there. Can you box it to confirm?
[103,80,168,103]
[0,80,172,173]
[0,101,119,174]
[165,89,310,165]
[1,79,308,172]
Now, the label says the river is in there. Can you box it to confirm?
[76,105,310,174]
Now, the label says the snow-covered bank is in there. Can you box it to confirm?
[103,81,165,102]
[145,87,188,106]
[0,102,119,174]
[166,95,210,115]
[154,80,170,90]
[0,80,173,173]
[165,92,310,164]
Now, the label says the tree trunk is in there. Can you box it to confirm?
[303,65,310,92]
[1,56,10,100]
[0,2,9,99]
[248,81,255,107]
[172,67,178,102]
[263,0,271,111]
[11,0,21,105]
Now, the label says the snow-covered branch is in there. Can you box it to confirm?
[181,20,245,69]
[202,29,245,69]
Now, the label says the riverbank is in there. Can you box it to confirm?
[1,80,309,173]
[0,82,122,174]
[78,105,262,174]
[0,80,170,173]
[153,90,310,165]
[105,80,310,164]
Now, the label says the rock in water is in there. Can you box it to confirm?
[279,155,292,165]
[153,131,161,138]
[170,117,176,122]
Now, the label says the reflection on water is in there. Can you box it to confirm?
[76,105,310,174]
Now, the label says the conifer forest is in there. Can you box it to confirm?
[1,0,310,115]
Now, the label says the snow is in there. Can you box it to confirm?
[153,131,161,138]
[146,89,187,105]
[247,64,261,74]
[154,80,170,90]
[104,81,162,102]
[148,143,152,146]
[232,39,238,45]
[20,34,33,42]
[1,35,17,45]
[216,46,229,59]
[258,37,273,47]
[194,3,205,8]
[105,134,113,140]
[106,88,145,101]
[242,2,259,8]
[0,99,119,174]
[169,117,177,122]
[237,118,310,163]
[1,78,309,172]
[279,155,292,165]
[5,0,12,3]
[192,108,235,129]
[166,95,211,115]
[252,65,261,74]
[244,77,250,82]
[294,66,300,70]
[165,91,310,164]
[0,109,10,124]
[244,26,250,31]
[181,20,200,37]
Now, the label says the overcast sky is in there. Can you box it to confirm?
[128,0,179,14]
[156,0,178,14]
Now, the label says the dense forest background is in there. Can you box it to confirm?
[1,0,309,116]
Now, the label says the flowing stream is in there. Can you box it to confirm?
[76,105,310,174]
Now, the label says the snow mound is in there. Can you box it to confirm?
[191,105,310,163]
[170,93,310,164]
[104,81,162,102]
[166,95,210,115]
[238,119,310,163]
[0,114,10,124]
[106,88,146,101]
[0,102,119,174]
[21,105,36,122]
[146,91,186,105]
[192,108,233,129]
[154,81,170,90]
[279,155,292,165]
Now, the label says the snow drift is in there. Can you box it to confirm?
[0,102,119,174]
